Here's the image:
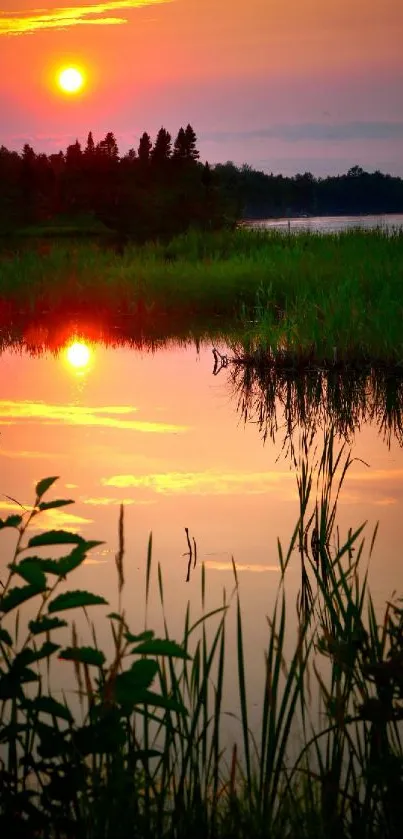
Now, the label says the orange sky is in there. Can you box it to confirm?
[0,0,403,174]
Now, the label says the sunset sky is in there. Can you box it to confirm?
[1,0,402,175]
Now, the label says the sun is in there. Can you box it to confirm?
[66,341,91,369]
[58,67,85,95]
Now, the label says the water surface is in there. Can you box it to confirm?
[1,336,403,729]
[245,212,403,234]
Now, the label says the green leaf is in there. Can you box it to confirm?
[131,638,191,659]
[112,659,158,706]
[0,584,44,614]
[124,630,154,644]
[24,696,73,723]
[27,530,85,549]
[137,689,187,714]
[14,643,60,668]
[10,558,47,590]
[38,499,74,511]
[0,514,23,530]
[29,616,68,635]
[107,612,127,622]
[35,477,59,499]
[48,590,108,613]
[0,628,13,645]
[59,646,105,668]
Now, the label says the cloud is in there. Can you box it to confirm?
[203,122,403,145]
[102,470,294,496]
[83,496,155,506]
[204,561,280,573]
[0,448,62,459]
[0,499,92,531]
[0,400,187,434]
[0,0,169,36]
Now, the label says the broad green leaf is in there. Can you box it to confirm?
[0,628,12,645]
[112,659,158,706]
[48,590,108,613]
[131,638,191,659]
[124,630,154,644]
[38,499,74,511]
[0,584,44,614]
[10,558,47,590]
[18,667,40,684]
[0,514,23,530]
[136,689,187,714]
[24,696,73,723]
[35,477,59,499]
[14,643,60,668]
[107,612,127,622]
[24,544,102,578]
[29,616,68,635]
[27,530,86,549]
[59,646,105,668]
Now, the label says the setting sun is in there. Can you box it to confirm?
[58,67,84,95]
[66,341,91,369]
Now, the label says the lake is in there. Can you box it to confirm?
[244,212,403,234]
[1,331,403,734]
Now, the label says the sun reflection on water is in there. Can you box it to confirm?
[65,341,92,373]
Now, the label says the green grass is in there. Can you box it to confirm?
[2,433,403,838]
[1,227,403,363]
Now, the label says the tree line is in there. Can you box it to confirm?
[216,163,403,219]
[1,125,403,239]
[0,126,233,239]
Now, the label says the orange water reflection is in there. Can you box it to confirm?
[1,334,403,730]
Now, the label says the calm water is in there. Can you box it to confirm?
[1,337,403,731]
[245,212,403,234]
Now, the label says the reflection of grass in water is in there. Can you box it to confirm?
[1,226,403,362]
[222,350,403,447]
[1,435,403,837]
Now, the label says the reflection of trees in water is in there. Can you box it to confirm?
[214,347,403,448]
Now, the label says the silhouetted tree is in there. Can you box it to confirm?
[151,127,172,165]
[98,132,119,159]
[85,131,95,156]
[173,127,187,162]
[184,124,199,161]
[66,140,82,167]
[138,132,152,164]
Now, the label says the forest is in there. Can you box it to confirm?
[1,124,403,239]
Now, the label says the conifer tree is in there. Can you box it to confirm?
[184,124,199,161]
[85,131,95,156]
[151,127,172,164]
[138,132,152,164]
[173,127,187,161]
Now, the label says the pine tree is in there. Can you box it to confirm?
[184,124,199,162]
[98,132,119,159]
[138,132,152,164]
[151,127,172,164]
[173,127,187,161]
[85,131,95,156]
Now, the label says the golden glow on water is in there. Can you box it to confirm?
[66,341,91,370]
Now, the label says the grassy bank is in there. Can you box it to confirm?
[1,434,403,838]
[1,227,403,364]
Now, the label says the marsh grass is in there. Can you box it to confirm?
[1,227,403,363]
[1,433,403,838]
